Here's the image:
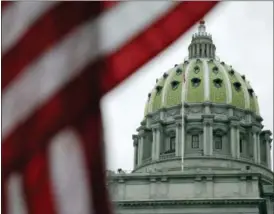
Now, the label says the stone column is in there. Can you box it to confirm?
[203,123,209,155]
[266,140,271,168]
[211,46,214,58]
[264,130,272,169]
[235,126,240,159]
[189,46,193,58]
[203,115,214,156]
[175,121,182,156]
[206,43,210,58]
[196,43,200,58]
[229,117,240,158]
[137,135,144,165]
[151,123,162,161]
[192,45,195,57]
[151,128,156,160]
[257,134,261,164]
[252,131,258,163]
[132,135,138,169]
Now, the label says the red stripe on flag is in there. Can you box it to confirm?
[22,149,57,214]
[2,59,106,213]
[2,1,219,174]
[75,109,113,214]
[102,1,119,10]
[2,2,105,90]
[102,1,219,94]
[2,58,104,176]
[2,2,219,213]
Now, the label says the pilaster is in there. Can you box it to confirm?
[257,134,261,164]
[262,130,272,169]
[236,125,240,159]
[151,122,163,161]
[229,116,240,158]
[132,135,138,169]
[202,115,214,156]
[265,140,271,169]
[137,135,144,165]
[151,129,156,160]
[196,43,199,57]
[252,131,258,163]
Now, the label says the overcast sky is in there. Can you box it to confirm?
[101,1,273,171]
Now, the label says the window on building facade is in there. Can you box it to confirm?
[192,135,199,148]
[164,136,176,154]
[215,135,222,149]
[170,136,176,152]
[239,139,243,153]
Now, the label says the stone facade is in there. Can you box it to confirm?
[108,21,274,214]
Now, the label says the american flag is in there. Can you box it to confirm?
[2,1,218,214]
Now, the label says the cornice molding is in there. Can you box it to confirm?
[113,198,264,207]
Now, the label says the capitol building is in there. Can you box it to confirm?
[107,21,274,214]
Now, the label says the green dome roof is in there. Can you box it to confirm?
[144,21,260,117]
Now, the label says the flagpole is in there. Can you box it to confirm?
[181,65,187,171]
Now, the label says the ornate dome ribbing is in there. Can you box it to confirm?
[144,21,260,117]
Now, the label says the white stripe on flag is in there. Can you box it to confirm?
[7,174,27,214]
[49,129,93,214]
[2,1,58,54]
[2,1,178,139]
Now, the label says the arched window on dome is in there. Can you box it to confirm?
[233,82,241,91]
[229,69,235,75]
[191,135,199,149]
[164,131,176,154]
[213,129,229,155]
[248,88,254,97]
[194,66,200,74]
[212,66,219,74]
[215,135,222,150]
[170,136,176,152]
[239,138,243,154]
[176,68,183,75]
[156,85,163,95]
[171,80,180,90]
[191,77,201,88]
[213,78,223,88]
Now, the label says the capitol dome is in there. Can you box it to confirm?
[109,20,273,214]
[131,21,272,175]
[144,20,260,117]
